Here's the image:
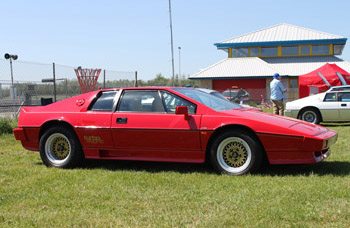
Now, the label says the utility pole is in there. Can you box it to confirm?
[168,0,175,87]
[53,63,56,102]
[178,47,181,82]
[103,69,106,89]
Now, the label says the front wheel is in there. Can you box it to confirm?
[39,126,83,168]
[210,130,262,175]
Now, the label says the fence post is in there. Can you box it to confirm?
[53,63,56,102]
[103,69,106,89]
[65,78,68,98]
[134,71,138,87]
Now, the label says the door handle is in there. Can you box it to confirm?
[341,103,347,107]
[116,117,127,124]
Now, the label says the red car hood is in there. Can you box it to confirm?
[220,109,329,136]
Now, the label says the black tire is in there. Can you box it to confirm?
[299,108,321,124]
[39,126,84,168]
[210,130,262,175]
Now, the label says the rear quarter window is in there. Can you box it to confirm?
[89,91,117,111]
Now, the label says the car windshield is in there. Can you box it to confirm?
[173,88,242,111]
[211,92,227,100]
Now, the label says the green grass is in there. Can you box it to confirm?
[1,125,350,227]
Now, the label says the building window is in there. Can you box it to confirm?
[232,48,248,57]
[250,48,259,57]
[282,46,299,56]
[333,44,344,55]
[300,46,311,55]
[261,47,278,57]
[312,45,329,55]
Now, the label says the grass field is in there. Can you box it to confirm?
[1,124,350,227]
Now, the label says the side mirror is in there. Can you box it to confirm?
[176,106,190,120]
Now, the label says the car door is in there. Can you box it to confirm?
[110,89,202,162]
[319,92,340,121]
[338,91,350,121]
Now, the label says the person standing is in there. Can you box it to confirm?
[270,73,287,115]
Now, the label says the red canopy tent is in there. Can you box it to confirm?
[299,63,350,98]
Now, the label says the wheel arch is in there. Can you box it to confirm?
[297,106,323,122]
[39,120,77,140]
[205,124,267,163]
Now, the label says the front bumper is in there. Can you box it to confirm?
[284,109,298,118]
[314,148,330,163]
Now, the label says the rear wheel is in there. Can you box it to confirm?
[39,126,83,168]
[210,130,262,175]
[299,108,321,124]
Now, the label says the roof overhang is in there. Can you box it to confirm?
[214,38,347,48]
[190,76,298,80]
[189,56,350,80]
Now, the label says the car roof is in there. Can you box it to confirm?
[100,87,190,91]
[197,88,218,94]
[329,85,350,92]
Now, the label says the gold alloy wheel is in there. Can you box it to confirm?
[52,137,70,159]
[45,133,72,165]
[222,141,248,168]
[217,137,252,174]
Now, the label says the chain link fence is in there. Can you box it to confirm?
[0,59,136,117]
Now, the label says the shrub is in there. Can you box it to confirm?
[248,101,258,107]
[0,117,17,135]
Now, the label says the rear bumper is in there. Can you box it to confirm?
[13,128,26,140]
[13,127,39,151]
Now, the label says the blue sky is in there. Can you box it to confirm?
[1,0,350,81]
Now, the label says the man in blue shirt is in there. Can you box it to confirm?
[270,73,287,115]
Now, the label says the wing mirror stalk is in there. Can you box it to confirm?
[176,106,190,120]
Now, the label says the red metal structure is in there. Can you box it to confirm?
[74,68,102,94]
[13,87,337,175]
[299,63,350,98]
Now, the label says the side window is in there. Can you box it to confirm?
[161,91,196,114]
[118,90,165,113]
[338,92,350,102]
[89,91,117,111]
[324,92,337,102]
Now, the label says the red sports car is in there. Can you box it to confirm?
[13,87,338,175]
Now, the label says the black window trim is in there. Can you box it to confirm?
[116,89,167,113]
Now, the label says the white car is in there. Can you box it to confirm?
[285,86,350,124]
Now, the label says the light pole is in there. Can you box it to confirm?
[178,47,181,81]
[168,0,175,87]
[4,53,18,98]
